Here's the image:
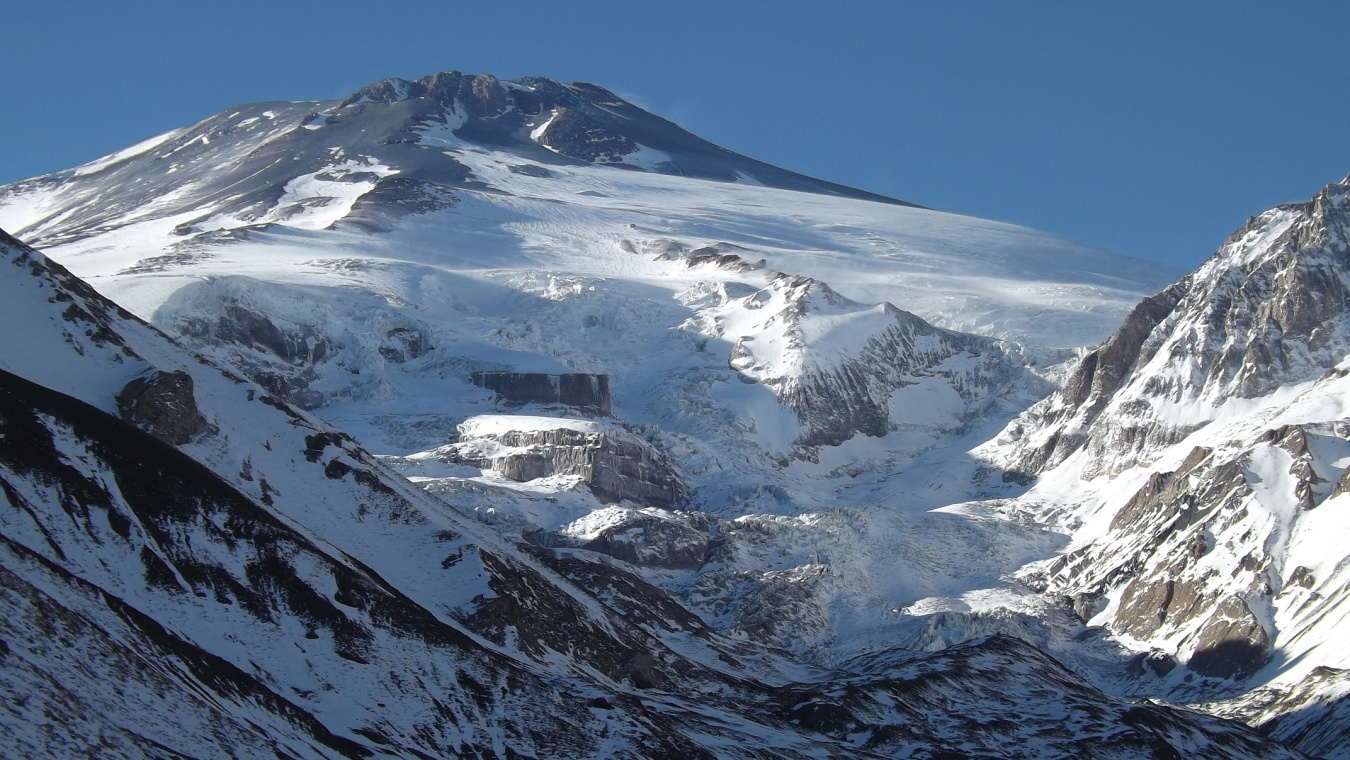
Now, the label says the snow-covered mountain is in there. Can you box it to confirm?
[0,68,1172,672]
[981,175,1350,758]
[0,71,1172,353]
[1,69,1343,757]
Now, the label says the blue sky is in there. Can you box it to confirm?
[6,1,1348,269]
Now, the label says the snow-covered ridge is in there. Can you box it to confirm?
[995,175,1350,479]
[975,176,1350,753]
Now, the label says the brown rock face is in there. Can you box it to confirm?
[1006,284,1185,477]
[115,370,208,445]
[1333,467,1350,498]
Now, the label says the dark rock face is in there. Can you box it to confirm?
[342,71,510,118]
[115,370,207,445]
[472,371,611,415]
[346,177,459,230]
[378,326,431,364]
[1333,466,1350,498]
[656,241,766,273]
[533,106,639,164]
[171,303,334,409]
[179,304,336,366]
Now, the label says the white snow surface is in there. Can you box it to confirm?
[0,123,1172,351]
[459,414,608,436]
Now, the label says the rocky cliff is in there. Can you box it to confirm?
[471,371,612,415]
[982,176,1350,754]
[439,416,685,508]
[999,176,1350,481]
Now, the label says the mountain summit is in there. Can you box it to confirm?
[338,71,920,204]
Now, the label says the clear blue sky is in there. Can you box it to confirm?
[6,1,1349,269]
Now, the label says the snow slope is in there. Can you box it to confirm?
[0,73,1173,352]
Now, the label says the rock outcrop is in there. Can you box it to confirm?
[554,507,718,570]
[115,369,208,445]
[156,278,436,410]
[444,417,684,508]
[718,273,1017,450]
